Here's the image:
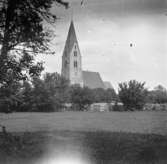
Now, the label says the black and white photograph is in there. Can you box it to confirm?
[0,0,167,163]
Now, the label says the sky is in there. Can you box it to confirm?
[38,0,167,90]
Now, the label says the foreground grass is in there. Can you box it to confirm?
[0,130,167,164]
[1,111,167,135]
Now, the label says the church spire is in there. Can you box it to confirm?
[61,20,83,87]
[63,20,79,55]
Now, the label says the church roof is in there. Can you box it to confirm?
[63,21,79,56]
[82,71,105,89]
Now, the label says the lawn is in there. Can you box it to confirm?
[0,111,167,135]
[0,130,167,164]
[0,111,167,164]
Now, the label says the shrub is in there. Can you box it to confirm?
[92,88,118,103]
[0,98,11,113]
[118,80,147,111]
[70,85,94,111]
[144,103,167,111]
[147,85,167,104]
[25,73,69,112]
[112,102,124,111]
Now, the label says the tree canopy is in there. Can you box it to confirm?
[118,80,147,111]
[70,85,94,111]
[147,85,167,104]
[0,0,68,87]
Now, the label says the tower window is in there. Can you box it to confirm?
[74,51,77,57]
[65,60,68,67]
[74,61,77,68]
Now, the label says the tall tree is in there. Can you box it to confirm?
[31,72,69,112]
[0,0,68,87]
[118,80,147,111]
[70,85,94,111]
[105,88,118,103]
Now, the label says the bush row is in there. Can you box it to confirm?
[0,74,167,112]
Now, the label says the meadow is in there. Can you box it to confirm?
[0,111,167,135]
[0,111,167,164]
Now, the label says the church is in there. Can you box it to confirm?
[61,20,112,89]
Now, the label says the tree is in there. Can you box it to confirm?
[31,76,52,112]
[17,81,33,112]
[0,0,68,112]
[147,85,167,104]
[0,81,23,112]
[92,88,106,102]
[70,85,94,111]
[92,88,118,103]
[118,80,147,111]
[104,88,118,103]
[0,0,68,87]
[0,72,69,112]
[31,72,69,112]
[43,72,70,109]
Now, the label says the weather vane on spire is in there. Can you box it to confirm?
[81,0,84,5]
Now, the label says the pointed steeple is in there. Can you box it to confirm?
[61,20,83,87]
[63,20,79,56]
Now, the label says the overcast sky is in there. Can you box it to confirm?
[38,0,167,90]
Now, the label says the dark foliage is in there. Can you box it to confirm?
[23,72,69,112]
[92,88,118,103]
[0,81,23,112]
[112,101,124,111]
[147,85,167,104]
[17,81,33,112]
[70,85,94,111]
[118,80,147,111]
[0,0,68,112]
[0,72,69,112]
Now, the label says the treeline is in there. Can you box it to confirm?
[0,73,167,112]
[147,85,167,104]
[118,80,167,111]
[0,72,117,112]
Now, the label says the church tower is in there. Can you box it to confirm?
[61,21,83,86]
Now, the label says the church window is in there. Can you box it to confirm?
[65,60,68,67]
[74,51,77,57]
[74,61,77,68]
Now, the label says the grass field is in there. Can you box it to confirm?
[0,111,167,164]
[0,111,167,135]
[0,130,167,164]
